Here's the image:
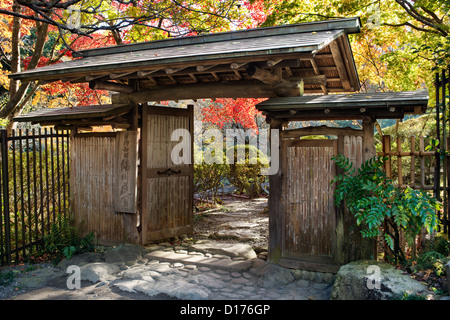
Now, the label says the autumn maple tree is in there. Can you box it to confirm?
[263,0,449,92]
[1,0,276,131]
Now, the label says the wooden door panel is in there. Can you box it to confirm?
[141,106,193,243]
[283,139,337,259]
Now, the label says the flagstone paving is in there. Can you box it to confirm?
[1,243,335,300]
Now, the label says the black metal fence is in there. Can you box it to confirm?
[0,128,70,266]
[435,68,450,236]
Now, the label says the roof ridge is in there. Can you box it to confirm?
[74,17,361,58]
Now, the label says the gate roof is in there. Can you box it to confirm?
[256,90,429,120]
[9,18,362,100]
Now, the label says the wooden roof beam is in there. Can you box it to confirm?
[288,75,327,86]
[85,74,108,81]
[197,65,218,72]
[110,71,136,79]
[230,62,248,70]
[308,58,328,95]
[89,80,134,93]
[329,41,352,91]
[112,81,278,104]
[137,70,160,77]
[246,64,282,85]
[246,64,304,96]
[166,67,188,74]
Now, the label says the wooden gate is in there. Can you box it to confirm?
[283,139,337,264]
[70,132,139,244]
[140,105,194,243]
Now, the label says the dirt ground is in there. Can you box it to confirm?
[0,196,269,300]
[192,195,269,251]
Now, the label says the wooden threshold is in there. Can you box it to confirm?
[278,257,341,274]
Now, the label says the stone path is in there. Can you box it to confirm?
[73,243,333,300]
[2,243,335,300]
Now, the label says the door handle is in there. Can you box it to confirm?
[157,168,182,176]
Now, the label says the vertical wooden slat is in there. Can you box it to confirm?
[397,136,403,187]
[410,136,416,188]
[383,135,392,178]
[420,136,425,188]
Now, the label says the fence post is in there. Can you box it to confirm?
[1,129,11,265]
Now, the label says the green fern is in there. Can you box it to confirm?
[44,215,95,262]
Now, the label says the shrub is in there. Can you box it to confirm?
[193,142,229,203]
[226,144,268,198]
[332,154,441,263]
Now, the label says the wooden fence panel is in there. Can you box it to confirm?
[378,135,435,191]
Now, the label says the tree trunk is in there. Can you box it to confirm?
[1,19,49,123]
[9,0,21,98]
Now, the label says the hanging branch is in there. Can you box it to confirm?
[0,0,241,51]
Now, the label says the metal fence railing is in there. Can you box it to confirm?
[0,128,70,266]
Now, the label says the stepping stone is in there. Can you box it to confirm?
[145,250,252,272]
[190,243,257,260]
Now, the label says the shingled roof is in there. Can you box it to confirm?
[10,18,362,100]
[256,90,429,120]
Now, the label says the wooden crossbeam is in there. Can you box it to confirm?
[137,70,160,77]
[329,41,352,91]
[110,72,135,79]
[308,58,328,95]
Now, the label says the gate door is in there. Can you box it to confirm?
[283,139,337,263]
[141,105,193,243]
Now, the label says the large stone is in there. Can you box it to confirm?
[145,250,252,272]
[79,262,120,283]
[190,243,257,260]
[256,263,295,288]
[17,268,65,289]
[57,252,104,271]
[104,244,144,265]
[330,260,432,300]
[114,276,211,300]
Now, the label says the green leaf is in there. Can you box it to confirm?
[384,234,394,250]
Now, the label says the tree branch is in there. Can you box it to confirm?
[383,22,441,35]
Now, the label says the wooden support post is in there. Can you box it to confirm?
[361,116,376,260]
[139,105,148,244]
[268,119,283,263]
[383,135,392,178]
[362,117,376,162]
